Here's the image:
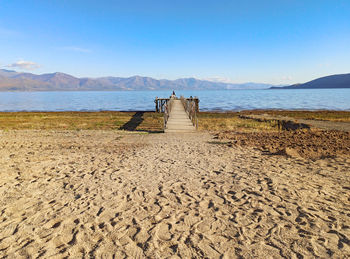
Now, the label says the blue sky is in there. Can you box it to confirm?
[0,0,349,84]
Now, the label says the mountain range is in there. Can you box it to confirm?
[270,73,350,89]
[0,69,273,91]
[1,69,348,91]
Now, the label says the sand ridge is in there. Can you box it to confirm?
[0,130,349,258]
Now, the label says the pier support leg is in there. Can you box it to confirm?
[195,99,199,112]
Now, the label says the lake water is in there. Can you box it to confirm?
[0,89,349,112]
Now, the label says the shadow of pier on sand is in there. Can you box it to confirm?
[120,111,145,131]
[119,111,163,133]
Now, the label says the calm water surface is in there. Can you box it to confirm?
[0,89,349,111]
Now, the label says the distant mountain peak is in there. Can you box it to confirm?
[47,71,75,77]
[271,73,350,89]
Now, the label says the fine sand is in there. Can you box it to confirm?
[0,130,349,258]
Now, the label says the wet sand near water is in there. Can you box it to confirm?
[0,130,349,258]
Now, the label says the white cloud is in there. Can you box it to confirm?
[202,77,236,84]
[59,46,92,53]
[6,60,40,70]
[281,75,293,81]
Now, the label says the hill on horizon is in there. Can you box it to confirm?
[270,73,350,89]
[0,69,274,91]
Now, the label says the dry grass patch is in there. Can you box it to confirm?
[0,111,163,132]
[197,112,278,132]
[241,110,350,122]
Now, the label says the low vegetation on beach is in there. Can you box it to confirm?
[1,110,349,133]
[241,110,350,122]
[0,111,163,132]
[0,111,278,132]
[197,112,279,132]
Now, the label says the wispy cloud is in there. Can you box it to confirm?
[202,77,236,84]
[280,75,293,81]
[6,60,40,70]
[59,46,92,53]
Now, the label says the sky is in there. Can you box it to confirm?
[0,0,350,84]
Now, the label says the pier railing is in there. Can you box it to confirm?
[154,98,167,113]
[163,98,174,129]
[180,96,198,129]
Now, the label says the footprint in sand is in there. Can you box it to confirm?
[156,223,172,241]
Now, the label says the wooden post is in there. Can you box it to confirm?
[154,97,181,113]
[194,98,199,112]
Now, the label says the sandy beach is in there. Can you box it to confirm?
[0,130,349,258]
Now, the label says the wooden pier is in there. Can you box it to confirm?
[154,94,199,132]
